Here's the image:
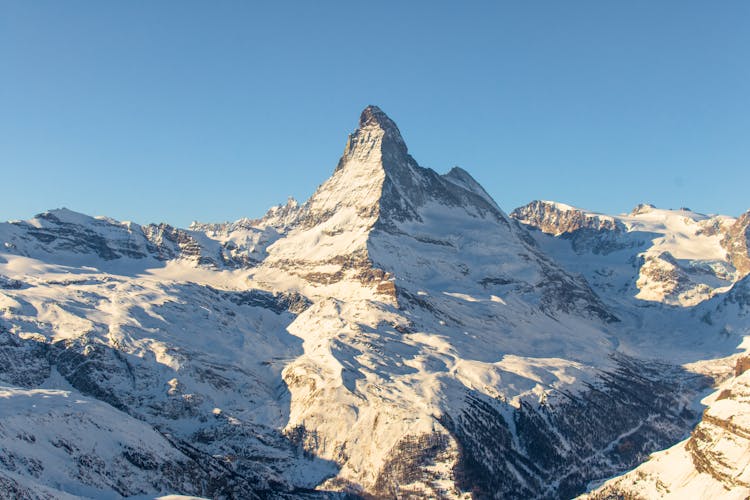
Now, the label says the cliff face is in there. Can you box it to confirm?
[723,211,750,276]
[510,200,623,236]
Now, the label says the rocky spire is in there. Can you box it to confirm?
[335,105,409,171]
[358,105,404,137]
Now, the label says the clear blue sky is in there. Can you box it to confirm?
[2,1,748,227]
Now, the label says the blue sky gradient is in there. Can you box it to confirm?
[2,1,748,226]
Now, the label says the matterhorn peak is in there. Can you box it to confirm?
[358,105,401,132]
[336,105,409,171]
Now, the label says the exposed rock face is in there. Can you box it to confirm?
[142,222,218,265]
[12,209,156,261]
[686,371,750,491]
[723,210,750,276]
[2,208,222,268]
[511,200,623,236]
[635,251,717,306]
[510,201,638,257]
[630,203,657,216]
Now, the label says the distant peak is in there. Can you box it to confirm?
[445,166,471,179]
[443,167,501,212]
[511,200,579,214]
[38,207,88,220]
[510,200,621,235]
[630,203,656,216]
[30,207,107,227]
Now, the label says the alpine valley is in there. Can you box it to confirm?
[1,106,748,499]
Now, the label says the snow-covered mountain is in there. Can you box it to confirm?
[511,200,745,306]
[583,350,750,499]
[512,199,750,498]
[0,106,748,499]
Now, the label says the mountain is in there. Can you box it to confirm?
[512,200,750,499]
[511,200,742,306]
[583,276,750,499]
[583,352,750,499]
[0,106,748,499]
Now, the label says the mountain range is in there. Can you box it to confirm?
[1,106,748,499]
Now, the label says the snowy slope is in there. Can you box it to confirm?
[0,384,230,499]
[584,348,750,499]
[0,251,337,497]
[512,200,741,306]
[0,106,747,499]
[512,201,750,498]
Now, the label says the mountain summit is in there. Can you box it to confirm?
[336,105,408,172]
[358,104,400,130]
[355,104,406,148]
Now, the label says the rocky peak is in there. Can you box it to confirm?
[336,105,409,172]
[36,207,99,226]
[358,105,401,133]
[630,203,656,216]
[442,167,501,211]
[511,200,620,236]
[301,106,425,230]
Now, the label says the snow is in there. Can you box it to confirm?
[155,496,210,500]
[0,385,202,499]
[0,107,748,498]
[104,495,213,500]
[583,363,750,499]
[518,201,739,307]
[621,207,729,261]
